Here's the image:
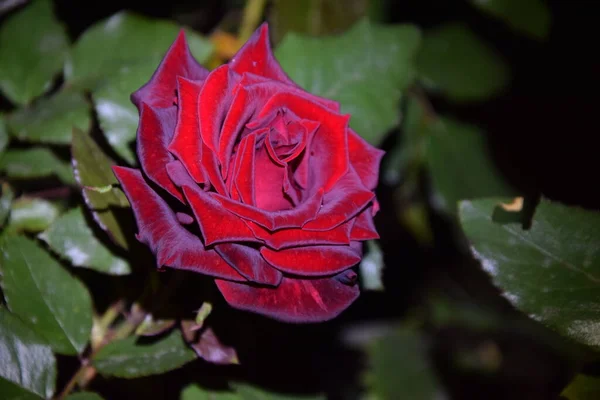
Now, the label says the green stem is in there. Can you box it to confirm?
[238,0,268,42]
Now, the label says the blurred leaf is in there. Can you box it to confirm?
[365,328,441,400]
[427,117,516,213]
[276,19,421,145]
[359,240,385,291]
[39,207,130,275]
[270,0,369,42]
[6,197,61,233]
[6,90,91,145]
[0,235,94,355]
[72,129,130,249]
[0,0,69,105]
[0,183,14,228]
[469,0,551,40]
[135,315,176,337]
[417,22,509,102]
[181,384,240,400]
[562,375,600,400]
[93,329,196,378]
[232,383,326,400]
[459,198,600,350]
[66,12,213,163]
[0,114,8,154]
[0,308,56,400]
[181,321,239,365]
[65,392,105,400]
[0,147,75,184]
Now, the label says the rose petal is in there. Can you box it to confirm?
[246,219,352,250]
[136,103,183,202]
[215,243,282,286]
[230,131,257,205]
[229,23,297,87]
[348,129,385,190]
[215,270,359,323]
[261,243,362,276]
[112,166,244,281]
[350,208,379,241]
[168,76,207,184]
[257,92,349,192]
[198,65,235,153]
[132,30,209,109]
[303,168,374,231]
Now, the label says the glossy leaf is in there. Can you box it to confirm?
[0,0,69,105]
[0,147,75,184]
[0,308,56,400]
[0,115,7,154]
[181,384,240,400]
[417,22,509,102]
[72,129,130,249]
[0,235,94,355]
[562,375,600,400]
[233,383,326,400]
[93,329,196,378]
[469,0,551,40]
[65,392,105,400]
[0,183,14,228]
[6,90,91,145]
[39,207,130,275]
[276,19,421,145]
[459,198,600,350]
[427,117,516,213]
[365,328,441,400]
[6,197,61,233]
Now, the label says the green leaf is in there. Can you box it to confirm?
[6,90,91,145]
[427,117,516,213]
[0,235,94,355]
[0,0,69,105]
[0,147,75,184]
[562,375,600,400]
[416,22,509,102]
[233,384,325,400]
[0,114,8,154]
[365,328,442,400]
[39,207,130,275]
[0,308,57,399]
[72,129,130,249]
[459,198,600,350]
[6,197,61,233]
[93,329,196,378]
[181,384,240,400]
[66,12,213,163]
[469,0,551,40]
[0,183,14,228]
[276,19,421,145]
[65,392,105,400]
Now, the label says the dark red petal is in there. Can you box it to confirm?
[198,65,234,153]
[303,168,374,231]
[231,131,256,205]
[246,219,352,250]
[348,129,385,190]
[261,243,362,276]
[168,76,207,184]
[229,23,297,86]
[136,103,183,202]
[132,30,209,109]
[215,243,282,286]
[112,166,244,281]
[258,92,349,192]
[215,270,360,323]
[350,208,379,241]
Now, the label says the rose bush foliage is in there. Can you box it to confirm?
[113,24,383,322]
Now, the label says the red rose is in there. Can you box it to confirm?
[113,24,383,322]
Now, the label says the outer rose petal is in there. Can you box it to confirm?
[112,166,244,281]
[348,130,385,190]
[215,243,282,286]
[246,219,353,250]
[136,103,183,202]
[261,242,362,276]
[215,270,359,322]
[132,30,209,109]
[350,208,380,240]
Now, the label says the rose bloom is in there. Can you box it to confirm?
[113,24,383,322]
